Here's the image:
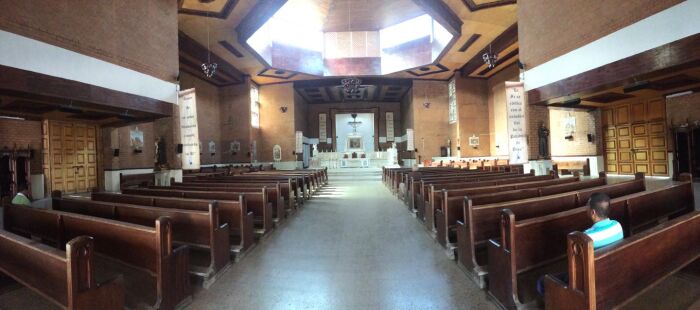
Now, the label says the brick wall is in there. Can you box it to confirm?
[259,83,297,162]
[412,80,450,161]
[0,119,42,174]
[518,0,682,69]
[220,81,253,163]
[102,122,156,170]
[0,0,178,82]
[548,108,602,156]
[455,76,490,157]
[666,92,700,151]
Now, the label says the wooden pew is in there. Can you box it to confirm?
[4,205,191,310]
[119,172,155,191]
[160,183,288,221]
[552,157,590,176]
[426,176,581,227]
[122,187,274,235]
[435,176,607,249]
[177,178,296,210]
[196,175,304,203]
[410,170,524,209]
[544,210,700,309]
[455,175,645,287]
[52,195,230,287]
[488,181,695,309]
[91,192,255,254]
[420,173,559,228]
[0,232,125,310]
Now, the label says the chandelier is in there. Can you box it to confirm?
[348,113,362,133]
[341,77,362,97]
[482,44,498,69]
[201,12,218,78]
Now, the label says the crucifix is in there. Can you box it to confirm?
[348,113,362,133]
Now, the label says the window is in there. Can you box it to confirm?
[250,85,260,128]
[448,78,457,124]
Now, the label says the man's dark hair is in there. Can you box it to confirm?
[588,192,611,218]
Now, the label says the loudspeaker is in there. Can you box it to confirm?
[113,149,120,157]
[587,134,594,142]
[29,149,35,159]
[176,144,183,154]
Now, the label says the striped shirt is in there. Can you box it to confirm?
[584,219,623,249]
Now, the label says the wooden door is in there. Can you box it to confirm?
[49,121,98,194]
[603,99,668,176]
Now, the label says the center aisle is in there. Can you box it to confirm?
[187,168,496,309]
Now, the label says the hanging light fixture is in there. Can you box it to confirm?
[339,1,361,99]
[201,11,218,78]
[482,44,498,68]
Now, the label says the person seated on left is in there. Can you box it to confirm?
[11,184,32,207]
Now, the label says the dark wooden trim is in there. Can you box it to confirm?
[406,64,450,76]
[0,65,172,117]
[218,40,245,58]
[178,31,245,83]
[476,48,518,76]
[462,0,516,12]
[178,0,239,19]
[459,34,482,52]
[257,68,299,79]
[411,0,463,37]
[528,33,700,105]
[460,23,518,77]
[235,0,288,43]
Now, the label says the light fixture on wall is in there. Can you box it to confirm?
[201,12,218,78]
[280,106,288,113]
[423,87,430,108]
[482,44,498,68]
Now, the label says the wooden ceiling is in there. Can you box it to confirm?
[295,78,411,103]
[178,0,518,85]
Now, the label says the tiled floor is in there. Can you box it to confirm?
[1,172,698,309]
[185,169,496,309]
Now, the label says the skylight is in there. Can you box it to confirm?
[245,2,454,76]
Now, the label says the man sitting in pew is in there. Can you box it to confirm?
[11,184,31,207]
[536,193,623,295]
[583,193,624,248]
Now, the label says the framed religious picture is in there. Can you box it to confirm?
[469,135,480,147]
[129,127,144,151]
[273,144,282,162]
[348,137,362,149]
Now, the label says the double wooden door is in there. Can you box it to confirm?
[603,99,668,176]
[48,121,98,193]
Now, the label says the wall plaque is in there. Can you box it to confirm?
[386,112,395,141]
[319,113,327,141]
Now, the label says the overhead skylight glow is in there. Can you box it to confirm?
[245,2,454,76]
[379,14,432,48]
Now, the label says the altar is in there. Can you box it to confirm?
[340,157,369,168]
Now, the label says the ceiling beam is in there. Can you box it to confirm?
[528,33,700,105]
[235,0,288,43]
[178,31,246,84]
[462,0,516,12]
[459,22,518,77]
[0,65,172,117]
[410,0,463,36]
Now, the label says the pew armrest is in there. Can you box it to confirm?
[544,274,587,310]
[74,275,125,310]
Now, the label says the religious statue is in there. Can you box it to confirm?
[154,136,167,168]
[538,122,550,159]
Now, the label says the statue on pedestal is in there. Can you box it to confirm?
[387,142,398,166]
[538,122,550,159]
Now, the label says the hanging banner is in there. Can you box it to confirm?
[386,112,395,141]
[406,129,414,151]
[505,81,528,164]
[179,88,201,170]
[319,113,327,141]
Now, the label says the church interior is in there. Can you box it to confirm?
[1,0,700,309]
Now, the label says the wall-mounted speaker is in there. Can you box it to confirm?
[587,134,594,143]
[176,144,183,154]
[29,149,35,159]
[113,149,120,157]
